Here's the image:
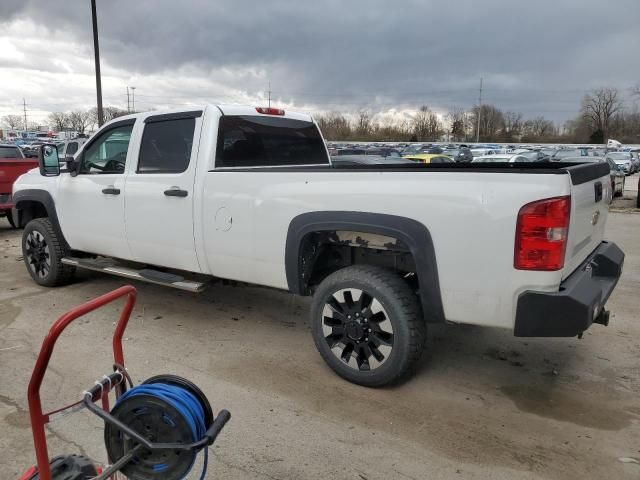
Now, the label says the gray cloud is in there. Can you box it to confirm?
[1,0,639,123]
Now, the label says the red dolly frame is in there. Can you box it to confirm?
[26,285,137,480]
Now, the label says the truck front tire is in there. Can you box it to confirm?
[22,218,75,287]
[310,265,426,387]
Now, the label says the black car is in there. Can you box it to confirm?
[442,147,473,163]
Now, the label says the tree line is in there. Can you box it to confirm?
[316,86,640,144]
[1,106,129,135]
[2,86,638,144]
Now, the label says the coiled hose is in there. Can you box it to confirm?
[116,383,209,480]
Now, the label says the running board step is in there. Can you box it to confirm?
[61,257,205,293]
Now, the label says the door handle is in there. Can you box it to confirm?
[102,186,120,195]
[164,187,188,197]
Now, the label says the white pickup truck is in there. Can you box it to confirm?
[12,105,624,386]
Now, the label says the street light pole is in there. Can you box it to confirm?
[130,87,136,112]
[475,76,483,144]
[91,0,104,126]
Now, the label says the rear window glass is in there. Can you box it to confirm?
[0,146,22,159]
[215,115,328,168]
[138,118,195,173]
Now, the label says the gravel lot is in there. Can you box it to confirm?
[1,185,639,479]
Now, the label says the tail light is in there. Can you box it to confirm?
[256,107,285,115]
[514,196,571,271]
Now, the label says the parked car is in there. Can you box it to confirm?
[331,155,414,166]
[472,154,530,163]
[401,144,430,156]
[0,144,38,227]
[442,147,473,163]
[470,148,497,157]
[13,105,624,387]
[364,147,402,158]
[606,158,626,198]
[552,149,589,161]
[517,150,550,162]
[403,154,454,164]
[606,152,634,175]
[335,148,367,156]
[628,151,640,173]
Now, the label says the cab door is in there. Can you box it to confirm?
[56,120,136,259]
[124,111,202,272]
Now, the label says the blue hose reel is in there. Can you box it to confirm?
[102,375,230,480]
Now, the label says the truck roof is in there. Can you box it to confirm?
[103,104,313,128]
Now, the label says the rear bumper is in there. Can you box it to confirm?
[514,241,624,337]
[0,193,13,210]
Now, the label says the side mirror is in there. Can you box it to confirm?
[65,156,79,176]
[38,144,61,177]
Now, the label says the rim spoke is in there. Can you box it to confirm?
[371,330,393,347]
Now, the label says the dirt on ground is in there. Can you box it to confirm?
[1,195,639,479]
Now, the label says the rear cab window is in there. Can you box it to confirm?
[215,115,329,168]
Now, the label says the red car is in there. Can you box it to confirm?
[0,144,38,227]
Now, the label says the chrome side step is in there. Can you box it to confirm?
[61,257,206,293]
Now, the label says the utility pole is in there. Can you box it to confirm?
[23,98,28,131]
[130,86,136,112]
[126,86,130,113]
[475,77,483,143]
[267,81,271,108]
[91,0,104,126]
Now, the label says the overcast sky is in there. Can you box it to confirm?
[1,0,639,127]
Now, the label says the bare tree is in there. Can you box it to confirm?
[501,111,523,141]
[2,114,23,130]
[67,110,92,134]
[412,106,433,141]
[316,112,352,140]
[447,107,467,141]
[48,112,70,131]
[354,111,374,139]
[469,105,504,141]
[89,106,128,127]
[522,117,556,140]
[581,87,622,141]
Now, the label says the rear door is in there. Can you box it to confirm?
[124,111,202,272]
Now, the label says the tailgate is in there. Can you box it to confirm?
[0,159,38,193]
[562,163,611,279]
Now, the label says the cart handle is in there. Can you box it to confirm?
[27,285,137,480]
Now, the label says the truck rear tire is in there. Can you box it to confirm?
[22,218,75,287]
[310,265,426,387]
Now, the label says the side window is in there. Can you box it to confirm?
[137,118,195,173]
[56,143,66,156]
[66,142,79,156]
[80,125,133,174]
